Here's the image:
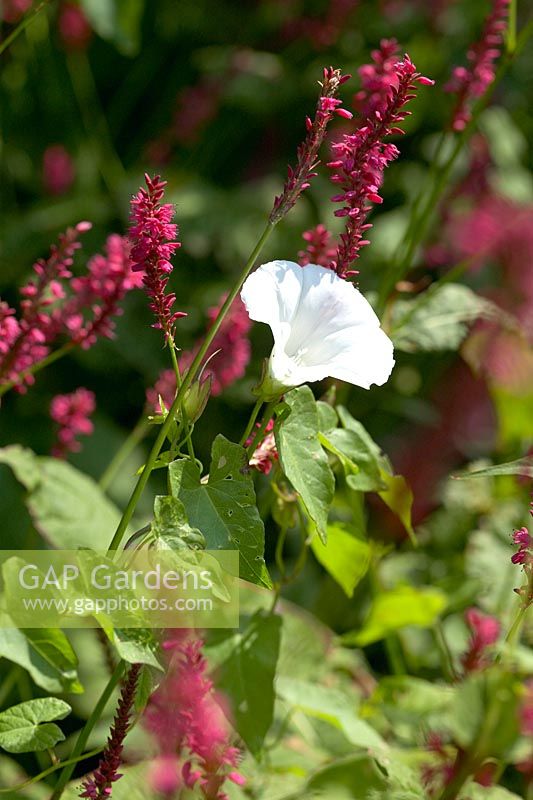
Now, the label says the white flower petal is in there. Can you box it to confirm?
[241,260,395,392]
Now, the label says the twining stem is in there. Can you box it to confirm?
[98,416,150,492]
[238,398,264,447]
[0,0,52,57]
[107,221,275,552]
[49,660,125,800]
[434,620,457,683]
[168,339,195,462]
[0,664,19,707]
[0,746,104,794]
[245,399,279,458]
[0,342,74,399]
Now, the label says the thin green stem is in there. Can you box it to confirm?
[245,399,279,459]
[377,21,533,312]
[0,665,19,708]
[239,399,264,447]
[168,340,195,462]
[0,0,52,57]
[0,342,74,398]
[274,525,289,580]
[98,417,150,492]
[107,221,275,553]
[0,746,103,794]
[66,51,126,199]
[49,660,125,800]
[434,621,457,683]
[506,0,518,53]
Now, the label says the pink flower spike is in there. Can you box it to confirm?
[50,388,95,459]
[80,664,141,799]
[445,0,510,131]
[270,67,351,224]
[129,174,183,340]
[328,53,433,278]
[461,607,500,673]
[42,145,75,196]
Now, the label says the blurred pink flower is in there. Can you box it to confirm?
[129,174,185,338]
[445,0,510,131]
[50,387,95,458]
[144,635,243,800]
[58,2,92,50]
[146,295,251,412]
[353,38,401,117]
[461,607,500,673]
[298,224,337,268]
[1,0,32,23]
[281,0,359,51]
[55,233,143,348]
[42,145,75,196]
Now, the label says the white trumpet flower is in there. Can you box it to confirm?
[241,260,394,397]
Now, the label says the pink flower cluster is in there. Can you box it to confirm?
[42,145,75,196]
[1,0,31,23]
[129,174,184,339]
[144,635,244,800]
[50,387,95,459]
[270,67,352,225]
[461,607,500,673]
[298,224,337,268]
[445,0,510,131]
[328,56,433,278]
[511,499,533,607]
[353,38,401,117]
[247,418,278,475]
[58,2,92,50]
[0,224,142,392]
[80,664,141,799]
[146,295,251,413]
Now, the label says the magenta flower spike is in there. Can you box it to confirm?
[50,387,96,459]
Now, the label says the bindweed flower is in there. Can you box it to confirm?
[80,663,141,799]
[50,387,95,458]
[241,260,394,398]
[445,0,510,131]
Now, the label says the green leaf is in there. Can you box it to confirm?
[459,783,524,800]
[0,617,82,694]
[306,754,389,797]
[343,586,447,646]
[320,428,385,492]
[0,448,126,550]
[453,456,533,479]
[80,0,145,56]
[311,523,371,598]
[391,284,499,353]
[169,435,271,588]
[217,611,281,755]
[316,401,338,433]
[276,677,386,751]
[0,698,71,753]
[378,470,417,546]
[0,446,41,491]
[451,673,521,758]
[112,629,162,669]
[274,387,334,543]
[151,495,206,550]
